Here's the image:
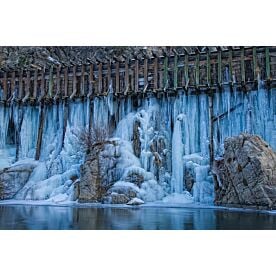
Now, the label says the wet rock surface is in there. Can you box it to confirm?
[0,161,38,199]
[214,133,276,209]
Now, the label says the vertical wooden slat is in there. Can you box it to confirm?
[98,63,102,95]
[55,66,61,99]
[163,56,168,90]
[135,60,139,93]
[18,70,23,100]
[228,48,233,84]
[116,62,120,95]
[143,58,148,93]
[125,61,129,94]
[10,71,16,100]
[70,65,77,99]
[265,47,271,80]
[39,69,45,101]
[217,49,222,86]
[252,47,257,81]
[207,50,211,86]
[173,55,178,90]
[195,52,200,89]
[64,67,68,98]
[241,47,245,83]
[48,66,54,98]
[153,57,158,91]
[184,54,189,90]
[107,62,111,93]
[3,72,7,101]
[33,69,38,99]
[80,64,85,96]
[23,70,30,102]
[88,64,93,98]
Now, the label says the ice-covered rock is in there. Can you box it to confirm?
[214,133,276,209]
[127,197,144,205]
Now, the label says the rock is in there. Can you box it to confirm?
[110,193,130,204]
[126,197,144,205]
[78,140,120,203]
[185,164,195,192]
[108,185,138,199]
[133,120,141,158]
[0,161,38,199]
[214,133,276,209]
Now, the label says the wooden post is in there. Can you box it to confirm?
[35,103,45,160]
[54,66,61,100]
[3,72,7,101]
[107,62,111,94]
[39,69,45,102]
[115,61,120,95]
[80,64,85,97]
[173,54,178,90]
[88,64,93,98]
[206,50,211,87]
[241,47,245,83]
[64,67,68,98]
[33,69,38,99]
[163,56,168,90]
[125,61,129,95]
[153,57,158,91]
[98,63,103,95]
[143,58,148,93]
[22,70,30,102]
[48,66,54,98]
[195,52,200,89]
[228,47,233,84]
[10,71,16,101]
[184,53,189,90]
[70,65,77,99]
[135,59,139,93]
[217,49,222,87]
[18,70,23,100]
[252,47,257,81]
[265,47,271,80]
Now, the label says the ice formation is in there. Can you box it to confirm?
[0,86,275,205]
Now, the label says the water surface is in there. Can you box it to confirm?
[1,204,276,230]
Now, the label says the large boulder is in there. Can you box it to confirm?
[214,133,276,209]
[78,140,120,202]
[0,161,38,199]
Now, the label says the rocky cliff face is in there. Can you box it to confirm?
[0,161,38,199]
[214,133,276,209]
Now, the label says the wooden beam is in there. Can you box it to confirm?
[228,48,233,84]
[64,67,68,98]
[88,64,93,98]
[10,71,15,101]
[195,52,200,89]
[107,62,111,93]
[98,63,103,95]
[163,56,168,90]
[33,68,38,99]
[39,69,45,102]
[2,72,7,101]
[18,70,23,100]
[173,55,178,90]
[252,47,258,81]
[206,50,211,86]
[153,57,158,91]
[115,61,120,95]
[135,60,139,93]
[70,65,77,99]
[143,58,148,93]
[48,66,54,98]
[265,47,271,80]
[241,47,245,83]
[184,54,189,90]
[54,66,61,100]
[22,70,30,102]
[217,49,222,86]
[125,61,129,95]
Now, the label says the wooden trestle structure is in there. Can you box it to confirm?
[0,46,276,105]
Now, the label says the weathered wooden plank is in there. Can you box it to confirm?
[39,70,45,101]
[135,60,139,93]
[228,48,233,84]
[115,62,120,95]
[80,64,85,96]
[206,50,211,86]
[54,66,61,100]
[98,63,103,95]
[2,72,7,101]
[48,66,54,98]
[266,47,271,80]
[184,54,189,90]
[143,58,148,93]
[252,47,257,81]
[163,56,168,90]
[88,64,93,98]
[64,67,68,98]
[153,57,158,91]
[33,69,38,99]
[241,47,245,83]
[173,55,178,90]
[195,52,200,88]
[217,49,222,86]
[22,70,31,102]
[125,61,129,94]
[10,71,16,100]
[70,65,77,99]
[18,70,23,100]
[107,62,111,93]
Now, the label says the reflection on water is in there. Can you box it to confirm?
[0,205,276,230]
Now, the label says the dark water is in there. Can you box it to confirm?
[1,204,276,230]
